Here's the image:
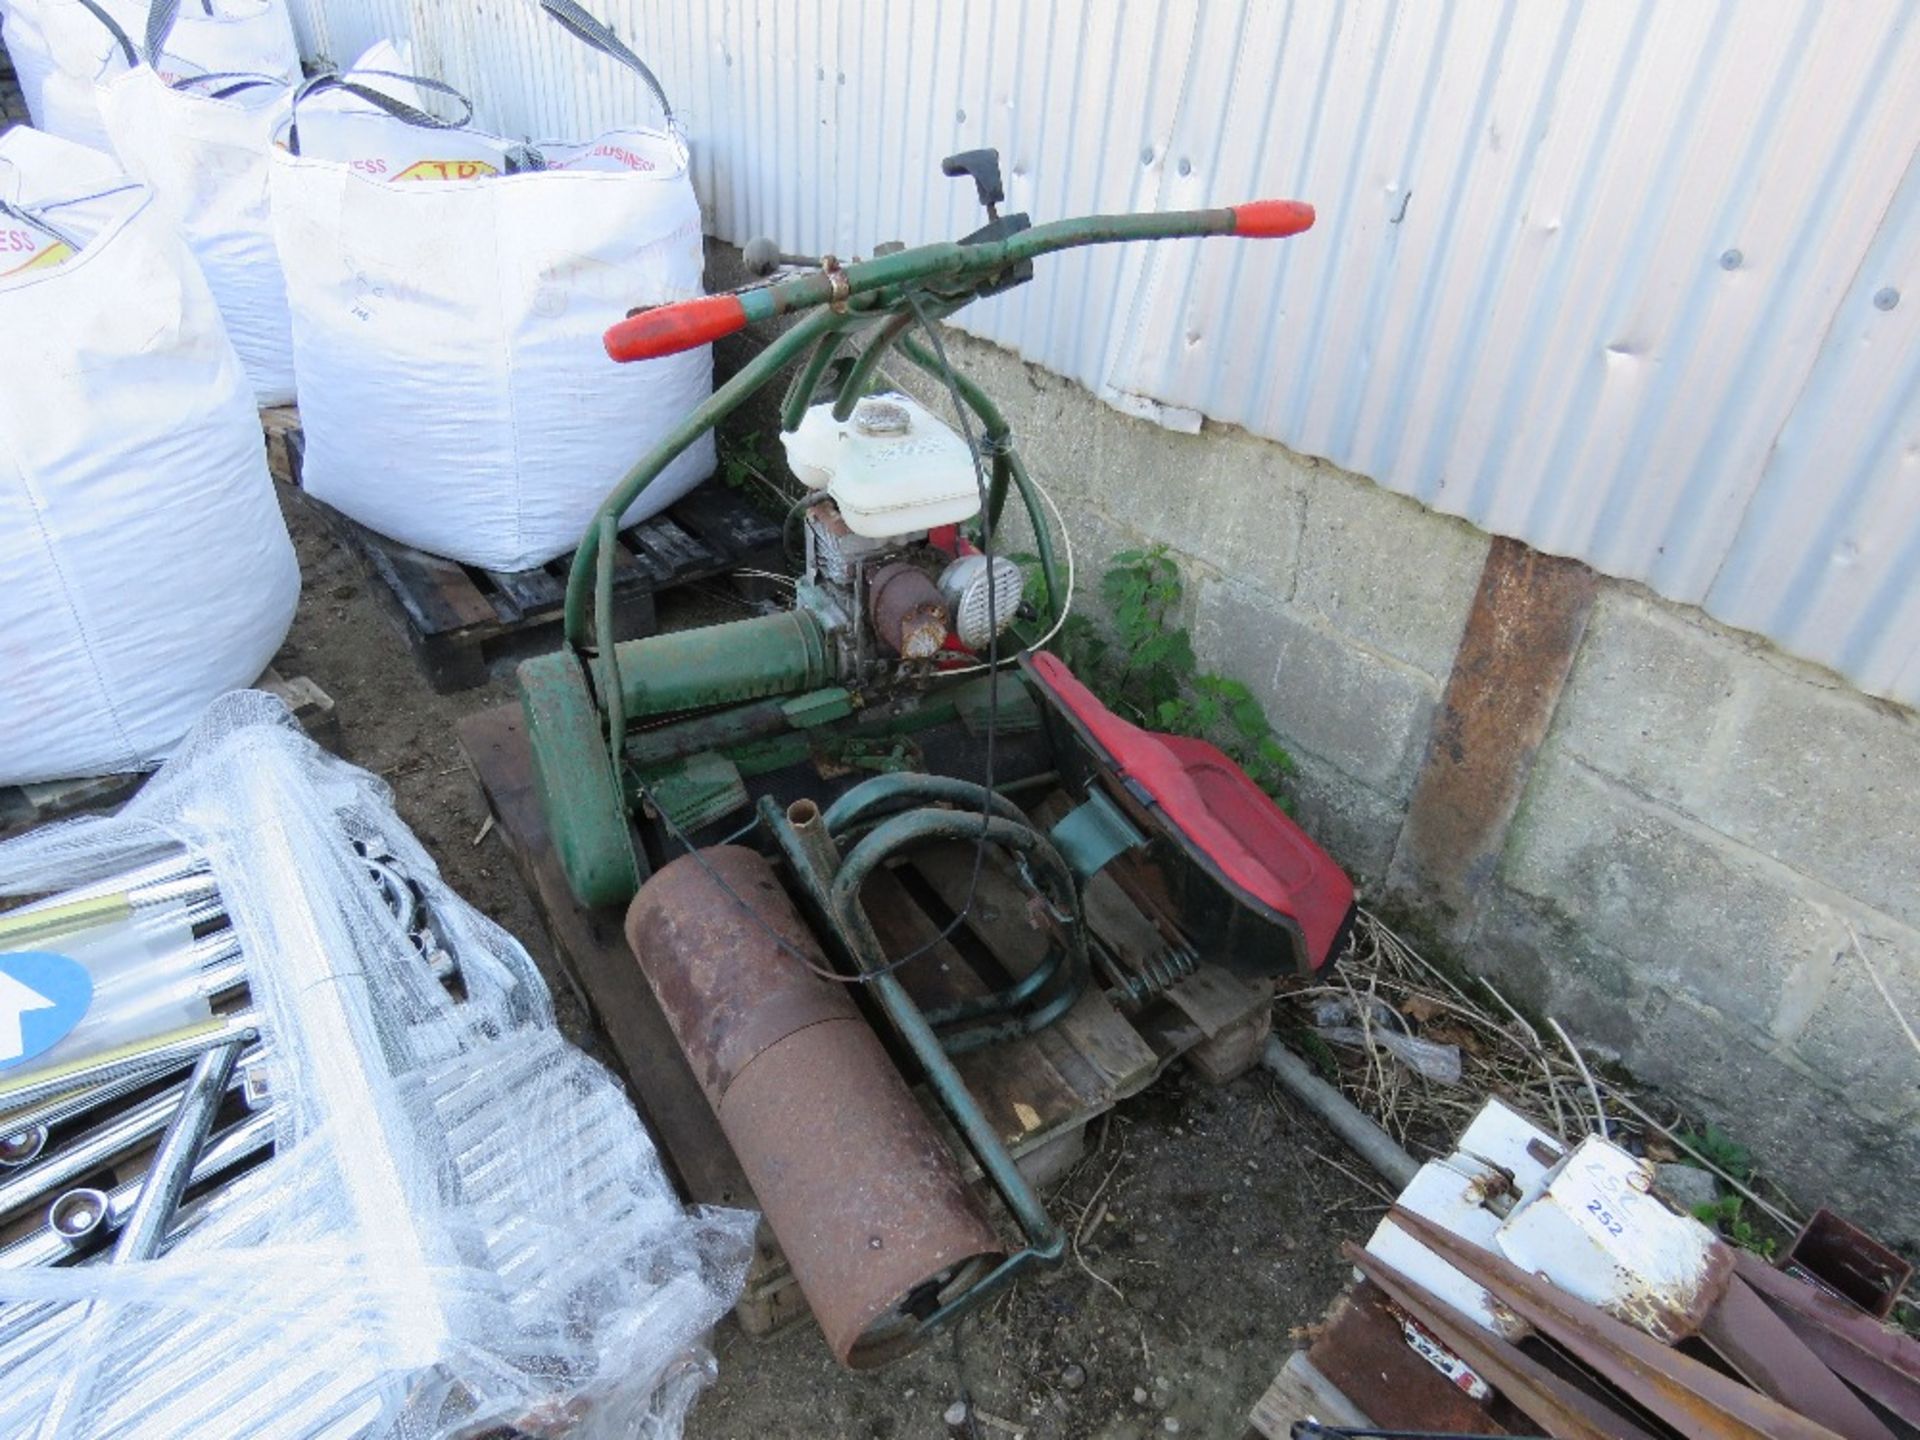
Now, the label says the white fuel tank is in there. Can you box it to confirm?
[781,392,982,538]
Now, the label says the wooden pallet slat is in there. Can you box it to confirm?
[1250,1352,1375,1440]
[624,513,720,583]
[859,864,1091,1153]
[367,535,500,634]
[673,483,784,554]
[904,845,1163,1102]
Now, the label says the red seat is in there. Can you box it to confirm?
[1027,651,1354,969]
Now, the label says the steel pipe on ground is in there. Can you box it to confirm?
[1261,1037,1418,1190]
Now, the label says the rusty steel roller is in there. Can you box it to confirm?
[625,845,1004,1367]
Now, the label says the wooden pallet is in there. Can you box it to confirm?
[275,425,785,692]
[1249,1352,1375,1439]
[457,701,1275,1339]
[0,669,338,840]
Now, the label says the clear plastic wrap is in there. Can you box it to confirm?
[1311,996,1464,1086]
[0,692,756,1440]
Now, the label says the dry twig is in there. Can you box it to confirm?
[1548,1016,1610,1140]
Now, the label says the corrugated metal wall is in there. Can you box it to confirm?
[285,0,1920,706]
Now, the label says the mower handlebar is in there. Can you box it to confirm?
[603,199,1314,363]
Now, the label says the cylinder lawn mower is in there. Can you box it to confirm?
[517,150,1356,1366]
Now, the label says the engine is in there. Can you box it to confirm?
[780,392,1024,682]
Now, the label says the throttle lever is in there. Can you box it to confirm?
[942,148,1005,219]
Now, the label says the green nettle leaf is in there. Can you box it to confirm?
[1047,543,1295,803]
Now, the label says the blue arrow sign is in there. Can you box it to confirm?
[0,951,92,1070]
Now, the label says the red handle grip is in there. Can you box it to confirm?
[604,293,748,362]
[1229,200,1316,238]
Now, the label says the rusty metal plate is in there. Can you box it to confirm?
[1394,1207,1843,1440]
[1699,1275,1896,1440]
[1307,1278,1511,1436]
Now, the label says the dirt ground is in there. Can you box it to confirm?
[274,487,1379,1440]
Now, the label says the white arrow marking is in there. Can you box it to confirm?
[0,969,57,1065]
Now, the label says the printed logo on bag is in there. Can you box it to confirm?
[0,951,93,1070]
[1,229,74,277]
[391,159,501,182]
[552,142,656,173]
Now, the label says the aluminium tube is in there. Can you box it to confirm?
[10,1107,275,1266]
[0,1057,200,1145]
[1261,1037,1418,1190]
[35,1040,248,1440]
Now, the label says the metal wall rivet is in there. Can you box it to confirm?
[1140,145,1155,165]
[1873,287,1900,311]
[1719,249,1743,271]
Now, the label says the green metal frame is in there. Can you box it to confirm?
[829,806,1086,1050]
[517,195,1294,1345]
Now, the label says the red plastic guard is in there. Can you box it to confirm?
[1027,651,1354,969]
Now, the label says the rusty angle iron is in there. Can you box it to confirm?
[1733,1249,1920,1427]
[1782,1209,1913,1321]
[625,845,1004,1368]
[1697,1275,1896,1440]
[1389,1207,1847,1440]
[1343,1241,1660,1440]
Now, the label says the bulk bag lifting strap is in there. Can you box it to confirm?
[90,0,302,403]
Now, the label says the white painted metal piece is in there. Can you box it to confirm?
[1367,1159,1526,1338]
[1363,1096,1562,1337]
[1495,1134,1724,1344]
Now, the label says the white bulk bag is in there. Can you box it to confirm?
[1,0,296,152]
[0,126,300,785]
[97,69,295,403]
[269,1,716,572]
[96,41,421,408]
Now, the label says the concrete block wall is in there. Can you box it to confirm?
[889,328,1918,1239]
[1496,593,1920,1233]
